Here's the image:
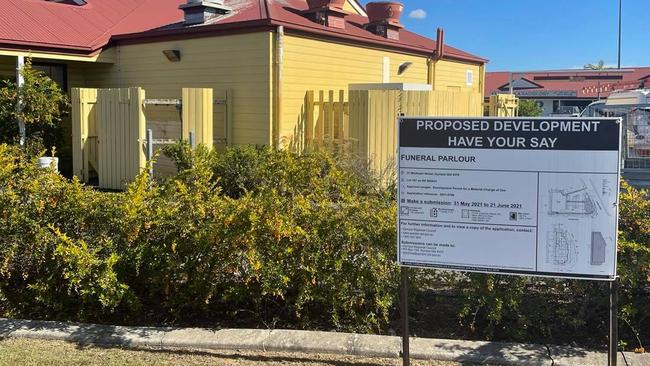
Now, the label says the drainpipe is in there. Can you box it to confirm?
[274,25,284,149]
[430,28,445,89]
[435,28,445,61]
[16,55,25,146]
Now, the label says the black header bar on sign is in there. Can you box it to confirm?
[399,117,620,151]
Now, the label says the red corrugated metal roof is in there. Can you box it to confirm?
[0,0,184,54]
[485,68,650,99]
[264,0,485,62]
[115,0,486,63]
[1,0,486,64]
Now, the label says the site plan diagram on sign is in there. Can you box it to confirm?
[537,173,617,275]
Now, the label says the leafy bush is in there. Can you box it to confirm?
[0,143,397,332]
[2,142,650,347]
[162,143,381,199]
[452,181,650,348]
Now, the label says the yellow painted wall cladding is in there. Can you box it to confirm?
[433,59,482,93]
[83,32,273,146]
[280,34,429,147]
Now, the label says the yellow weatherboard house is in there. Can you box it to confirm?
[0,0,487,149]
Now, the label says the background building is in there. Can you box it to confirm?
[485,68,650,115]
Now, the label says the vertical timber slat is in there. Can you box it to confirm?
[182,88,214,148]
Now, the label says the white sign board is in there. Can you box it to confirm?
[397,117,621,280]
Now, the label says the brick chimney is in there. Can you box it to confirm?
[364,2,404,40]
[179,0,232,26]
[302,0,349,29]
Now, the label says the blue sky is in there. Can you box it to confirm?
[366,0,650,71]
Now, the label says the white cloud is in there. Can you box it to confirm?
[408,9,427,20]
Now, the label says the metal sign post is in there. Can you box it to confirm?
[401,267,410,366]
[189,130,196,149]
[146,129,154,177]
[609,279,619,366]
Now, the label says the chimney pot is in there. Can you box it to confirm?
[365,2,403,24]
[364,2,404,40]
[364,1,404,41]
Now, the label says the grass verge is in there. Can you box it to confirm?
[0,338,473,366]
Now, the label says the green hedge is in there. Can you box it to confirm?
[419,181,650,348]
[0,144,396,332]
[1,142,650,348]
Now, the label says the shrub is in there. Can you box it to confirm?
[0,143,397,332]
[0,144,125,320]
[2,142,650,347]
[453,181,650,348]
[163,143,382,199]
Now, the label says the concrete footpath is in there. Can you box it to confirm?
[0,318,647,366]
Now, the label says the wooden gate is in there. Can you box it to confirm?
[72,87,146,190]
[96,88,146,190]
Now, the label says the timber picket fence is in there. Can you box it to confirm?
[305,88,484,176]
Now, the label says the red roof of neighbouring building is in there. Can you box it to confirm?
[0,0,487,64]
[485,68,650,99]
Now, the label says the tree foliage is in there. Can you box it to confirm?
[517,100,543,117]
[584,60,608,70]
[0,58,69,144]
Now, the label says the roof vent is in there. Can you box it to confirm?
[364,1,404,40]
[179,0,232,26]
[46,0,87,5]
[303,0,349,29]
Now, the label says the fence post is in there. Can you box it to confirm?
[305,91,314,146]
[189,131,196,149]
[225,89,233,146]
[328,90,335,143]
[147,128,153,178]
[337,90,345,140]
[317,90,325,145]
